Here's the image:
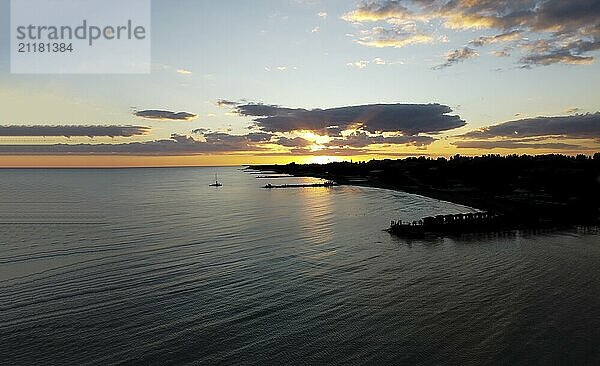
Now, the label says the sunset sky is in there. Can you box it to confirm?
[1,0,599,167]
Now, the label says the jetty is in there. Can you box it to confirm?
[256,175,293,179]
[263,181,337,189]
[388,212,510,237]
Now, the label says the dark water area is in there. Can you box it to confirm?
[1,167,599,365]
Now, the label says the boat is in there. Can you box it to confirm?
[209,173,223,187]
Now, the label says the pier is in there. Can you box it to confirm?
[389,212,508,237]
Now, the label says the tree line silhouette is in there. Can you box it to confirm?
[255,154,600,225]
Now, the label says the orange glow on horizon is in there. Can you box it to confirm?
[0,154,360,168]
[0,141,597,168]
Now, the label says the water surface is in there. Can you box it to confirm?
[1,167,599,365]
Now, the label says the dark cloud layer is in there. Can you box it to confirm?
[454,112,600,151]
[0,133,266,156]
[275,137,313,148]
[0,126,440,156]
[134,110,197,121]
[236,103,465,135]
[0,125,150,138]
[461,113,600,140]
[0,132,375,156]
[245,132,274,143]
[328,131,434,148]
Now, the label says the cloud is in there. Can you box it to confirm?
[0,133,272,156]
[0,102,469,156]
[201,132,265,146]
[342,2,439,49]
[0,125,150,138]
[490,49,511,57]
[356,26,434,48]
[134,110,198,121]
[451,112,600,152]
[216,99,241,107]
[343,0,600,66]
[327,131,435,148]
[469,30,522,47]
[342,1,414,23]
[289,147,372,156]
[275,137,313,147]
[516,37,599,66]
[346,60,370,69]
[265,66,298,72]
[372,57,404,65]
[420,0,600,33]
[434,47,479,69]
[460,113,600,140]
[520,52,595,66]
[245,132,274,143]
[0,130,426,156]
[191,130,274,143]
[236,103,466,136]
[347,57,404,68]
[191,128,210,135]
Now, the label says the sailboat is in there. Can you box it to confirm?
[209,172,223,187]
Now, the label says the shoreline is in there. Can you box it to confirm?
[249,166,502,213]
[249,159,600,234]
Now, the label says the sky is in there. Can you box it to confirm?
[0,0,599,167]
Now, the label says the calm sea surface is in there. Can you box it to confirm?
[1,167,599,365]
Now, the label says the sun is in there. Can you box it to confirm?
[298,131,331,145]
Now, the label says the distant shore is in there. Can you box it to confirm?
[250,154,600,232]
[255,167,485,210]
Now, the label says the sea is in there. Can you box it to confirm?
[1,167,599,365]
